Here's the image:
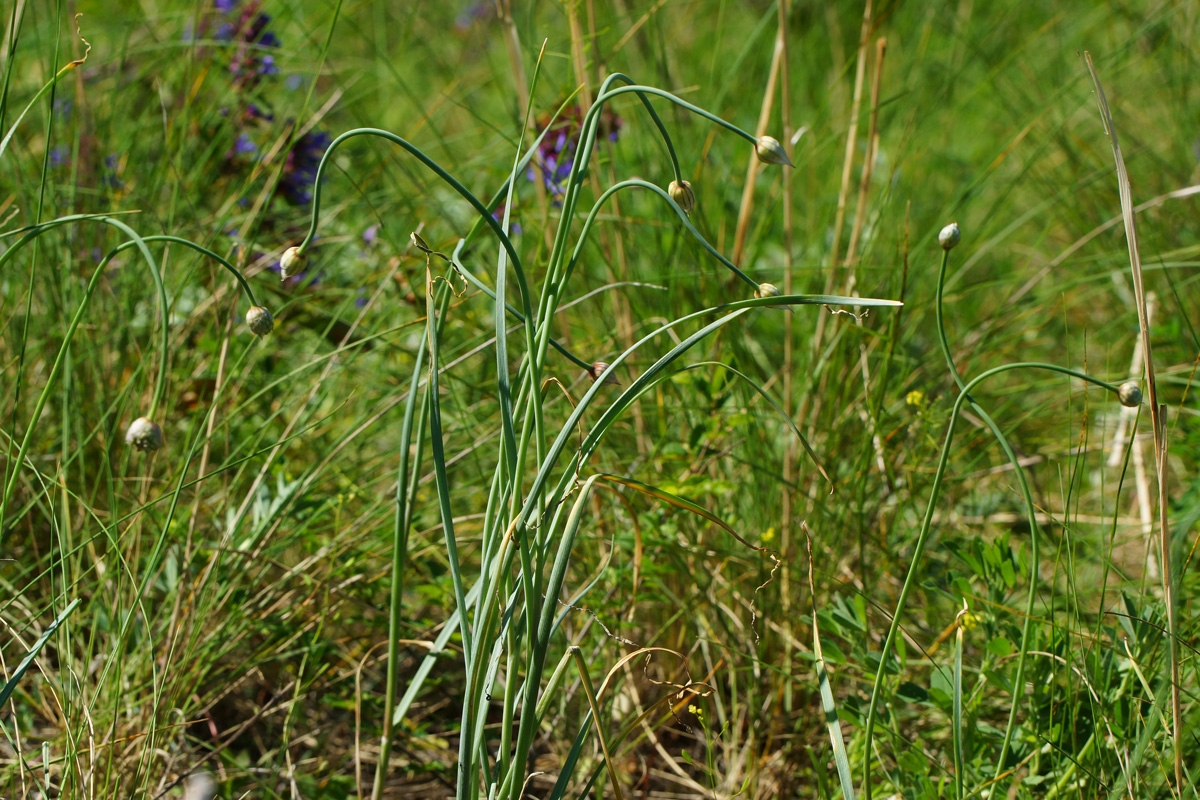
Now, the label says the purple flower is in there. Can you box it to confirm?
[214,0,238,11]
[54,98,72,120]
[214,22,234,41]
[280,130,331,205]
[234,133,258,156]
[455,1,493,31]
[526,105,621,199]
[492,201,521,235]
[355,287,368,308]
[285,74,304,91]
[258,55,279,75]
[258,30,280,47]
[245,103,274,121]
[363,225,379,245]
[103,154,125,189]
[49,145,69,168]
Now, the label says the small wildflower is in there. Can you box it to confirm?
[959,611,980,631]
[1118,382,1142,408]
[233,133,258,157]
[754,135,793,167]
[939,222,961,251]
[668,179,695,215]
[279,246,306,279]
[760,527,775,545]
[245,305,274,336]
[125,417,164,452]
[588,361,620,386]
[906,390,925,407]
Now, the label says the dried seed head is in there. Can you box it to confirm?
[668,180,695,214]
[1118,381,1142,408]
[754,135,793,167]
[939,223,961,251]
[279,246,306,280]
[245,306,274,336]
[125,416,164,452]
[588,361,620,386]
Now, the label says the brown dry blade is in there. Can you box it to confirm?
[595,646,713,707]
[1084,51,1179,788]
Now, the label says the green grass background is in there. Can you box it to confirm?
[1,0,1198,797]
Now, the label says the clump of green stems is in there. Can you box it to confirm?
[0,216,260,537]
[284,68,900,800]
[857,229,1135,800]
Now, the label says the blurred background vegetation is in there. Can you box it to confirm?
[1,0,1198,797]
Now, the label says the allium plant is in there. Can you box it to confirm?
[277,67,902,800]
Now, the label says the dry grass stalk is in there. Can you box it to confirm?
[1084,51,1179,788]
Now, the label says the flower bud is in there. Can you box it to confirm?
[245,306,274,336]
[754,282,781,300]
[125,417,164,452]
[279,246,306,280]
[588,361,620,386]
[754,135,793,167]
[1118,381,1142,408]
[939,223,961,251]
[668,180,695,214]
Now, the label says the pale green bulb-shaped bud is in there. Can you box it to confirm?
[939,223,961,251]
[754,136,793,167]
[668,180,695,214]
[588,361,620,386]
[279,246,306,280]
[246,306,274,337]
[755,282,782,300]
[1118,382,1142,408]
[125,416,164,452]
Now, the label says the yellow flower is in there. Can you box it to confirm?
[906,390,925,408]
[760,527,775,545]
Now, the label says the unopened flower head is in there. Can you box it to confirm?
[939,222,961,251]
[754,135,793,167]
[245,306,274,336]
[754,282,782,300]
[588,361,620,386]
[125,416,164,452]
[279,246,306,279]
[668,179,695,214]
[1118,381,1142,408]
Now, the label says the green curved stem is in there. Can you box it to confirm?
[860,362,1121,797]
[932,246,1040,786]
[0,224,259,541]
[563,178,757,289]
[0,218,169,540]
[142,234,258,307]
[296,128,530,326]
[596,73,683,182]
